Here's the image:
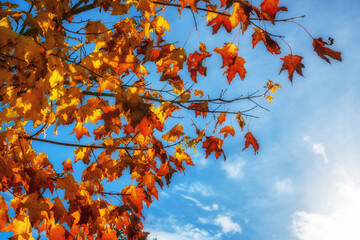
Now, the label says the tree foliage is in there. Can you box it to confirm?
[0,0,341,239]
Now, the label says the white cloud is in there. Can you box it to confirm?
[274,178,294,194]
[197,215,242,236]
[292,180,360,240]
[303,136,328,163]
[221,159,245,180]
[181,194,219,211]
[174,181,215,198]
[146,216,218,240]
[188,182,215,197]
[213,215,242,234]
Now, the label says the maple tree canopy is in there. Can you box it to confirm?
[0,0,341,239]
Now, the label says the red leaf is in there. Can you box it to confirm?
[220,126,235,138]
[187,44,211,82]
[202,136,225,159]
[214,43,247,83]
[280,54,305,82]
[217,112,226,124]
[243,132,259,154]
[260,0,287,23]
[188,102,209,118]
[252,28,280,54]
[313,38,342,63]
[207,14,232,34]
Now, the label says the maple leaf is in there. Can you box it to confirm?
[243,132,259,154]
[214,43,247,83]
[252,28,281,54]
[187,44,211,82]
[20,192,50,225]
[220,126,235,138]
[229,2,252,33]
[71,121,91,141]
[202,136,225,159]
[236,112,245,130]
[62,158,73,173]
[179,0,200,12]
[51,197,67,223]
[218,112,226,124]
[207,13,232,34]
[162,124,184,142]
[188,102,209,118]
[280,55,305,82]
[313,38,342,63]
[260,0,287,23]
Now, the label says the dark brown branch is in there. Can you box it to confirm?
[22,136,184,150]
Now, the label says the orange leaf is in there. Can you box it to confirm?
[49,224,66,240]
[220,126,235,138]
[229,2,252,33]
[71,121,90,140]
[243,132,259,154]
[188,102,209,118]
[260,0,287,23]
[313,38,342,63]
[252,28,280,54]
[207,13,232,34]
[62,158,73,173]
[187,44,211,82]
[236,112,245,130]
[202,136,225,159]
[280,54,305,82]
[214,43,247,83]
[162,124,184,142]
[218,112,226,124]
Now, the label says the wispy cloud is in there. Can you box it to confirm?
[221,158,245,180]
[303,136,328,163]
[146,215,218,240]
[199,215,242,235]
[188,182,215,197]
[181,194,219,211]
[274,178,294,194]
[174,181,215,197]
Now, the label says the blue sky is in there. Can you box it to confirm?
[140,1,360,239]
[2,0,360,239]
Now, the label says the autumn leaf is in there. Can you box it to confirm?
[260,0,287,23]
[71,121,91,140]
[218,112,226,124]
[236,112,245,130]
[214,43,247,83]
[188,102,209,118]
[202,136,225,160]
[280,55,305,82]
[229,2,252,33]
[252,28,280,54]
[243,132,259,154]
[62,158,73,173]
[207,13,232,34]
[162,124,184,142]
[187,44,211,82]
[220,126,235,138]
[313,37,342,63]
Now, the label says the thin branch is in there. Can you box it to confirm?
[22,136,184,151]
